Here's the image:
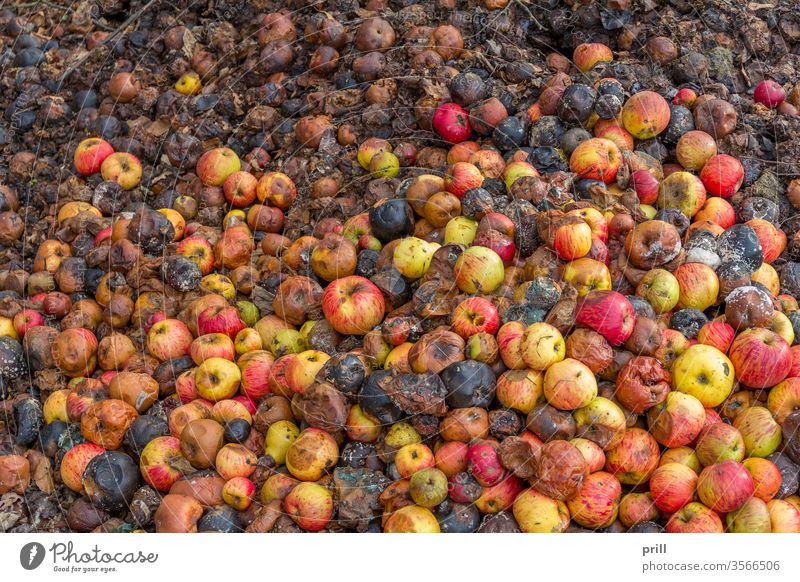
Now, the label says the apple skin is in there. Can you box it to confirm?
[649,462,697,513]
[284,482,334,532]
[13,309,44,336]
[631,169,660,205]
[732,406,781,458]
[566,471,621,529]
[553,221,592,261]
[674,262,719,311]
[671,344,735,407]
[575,290,636,346]
[729,328,791,389]
[100,152,142,190]
[726,497,771,533]
[74,137,114,176]
[513,488,570,533]
[453,245,505,294]
[767,377,800,423]
[573,42,613,72]
[666,501,724,533]
[147,319,194,362]
[744,457,782,502]
[694,422,745,466]
[197,305,246,339]
[321,275,385,336]
[604,428,660,485]
[569,138,622,184]
[383,505,440,533]
[196,147,241,187]
[696,321,735,353]
[444,162,484,198]
[621,91,671,139]
[700,154,744,198]
[647,391,705,447]
[237,350,274,401]
[697,460,755,513]
[433,102,472,144]
[618,492,660,528]
[768,499,800,532]
[497,321,526,370]
[451,297,500,338]
[658,171,707,218]
[139,436,193,492]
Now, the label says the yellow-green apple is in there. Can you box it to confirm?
[147,319,193,361]
[139,436,193,492]
[409,467,449,508]
[729,328,791,389]
[618,492,660,528]
[453,245,505,294]
[659,447,701,473]
[675,130,717,170]
[566,471,621,529]
[392,237,438,279]
[697,321,735,353]
[674,262,719,310]
[649,462,697,513]
[658,171,707,218]
[573,397,627,450]
[444,216,478,245]
[636,268,679,314]
[575,290,636,345]
[665,501,723,533]
[733,406,781,458]
[671,344,735,407]
[100,152,142,190]
[74,137,114,176]
[553,221,592,261]
[621,91,670,139]
[569,138,622,184]
[322,275,385,335]
[561,257,612,297]
[285,428,339,481]
[694,422,745,466]
[194,357,241,401]
[767,499,800,532]
[647,391,706,447]
[726,497,771,532]
[190,333,235,364]
[196,147,241,187]
[285,482,334,532]
[383,505,440,533]
[496,369,543,414]
[234,328,262,355]
[451,296,500,338]
[285,350,330,394]
[697,460,755,513]
[513,488,570,533]
[502,160,538,190]
[604,428,660,485]
[744,457,782,502]
[521,322,565,371]
[543,358,597,410]
[237,350,274,401]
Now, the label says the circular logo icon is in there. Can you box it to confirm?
[20,542,46,570]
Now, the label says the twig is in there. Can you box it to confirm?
[58,0,158,83]
[513,0,545,31]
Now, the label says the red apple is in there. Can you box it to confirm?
[566,471,621,529]
[322,275,385,336]
[666,501,724,533]
[631,169,660,205]
[444,162,483,198]
[451,297,500,338]
[649,462,697,513]
[13,309,44,337]
[197,305,246,339]
[696,321,735,353]
[74,137,114,176]
[147,319,194,362]
[754,80,785,109]
[223,171,258,208]
[472,229,516,265]
[196,147,241,187]
[553,221,592,261]
[433,102,472,144]
[569,138,622,184]
[729,328,790,389]
[700,154,744,198]
[697,460,755,514]
[237,350,274,401]
[140,436,193,492]
[575,290,636,346]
